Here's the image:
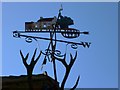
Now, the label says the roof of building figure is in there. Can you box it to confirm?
[25,21,34,24]
[37,17,55,22]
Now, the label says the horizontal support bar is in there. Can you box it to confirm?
[19,34,91,48]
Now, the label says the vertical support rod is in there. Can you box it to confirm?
[50,32,57,82]
[44,9,62,82]
[53,54,57,82]
[51,9,62,82]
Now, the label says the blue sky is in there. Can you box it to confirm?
[0,2,2,76]
[2,2,118,88]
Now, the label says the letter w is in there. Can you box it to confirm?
[81,42,91,48]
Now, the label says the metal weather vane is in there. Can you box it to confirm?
[13,5,91,90]
[13,7,91,48]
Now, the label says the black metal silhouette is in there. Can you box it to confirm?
[53,51,80,90]
[13,31,91,48]
[57,12,74,29]
[13,6,91,90]
[20,48,42,90]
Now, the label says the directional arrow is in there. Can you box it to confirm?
[13,32,91,48]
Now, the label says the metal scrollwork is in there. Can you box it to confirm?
[41,49,65,58]
[41,49,51,56]
[13,31,20,38]
[45,49,52,56]
[71,44,78,49]
[25,37,32,43]
[54,50,64,57]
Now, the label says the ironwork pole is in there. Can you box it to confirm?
[50,27,57,82]
[50,9,62,82]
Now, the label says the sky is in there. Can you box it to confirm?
[2,2,118,88]
[0,0,119,2]
[0,2,2,76]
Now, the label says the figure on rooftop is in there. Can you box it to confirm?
[57,12,74,29]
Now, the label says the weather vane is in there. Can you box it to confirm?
[13,5,91,90]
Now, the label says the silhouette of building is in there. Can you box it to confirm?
[25,16,57,31]
[2,74,59,90]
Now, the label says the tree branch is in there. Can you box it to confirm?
[35,51,42,63]
[60,51,78,90]
[20,48,42,90]
[70,75,80,90]
[53,54,68,67]
[31,48,37,62]
[69,51,77,68]
[20,50,29,68]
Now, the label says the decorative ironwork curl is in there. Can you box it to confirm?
[45,49,52,56]
[41,49,65,58]
[25,37,38,43]
[71,44,78,49]
[25,37,32,43]
[54,50,64,57]
[41,49,51,56]
[13,31,20,38]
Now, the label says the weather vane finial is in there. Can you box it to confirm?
[59,4,63,13]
